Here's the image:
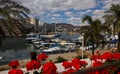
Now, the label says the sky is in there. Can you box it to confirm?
[13,0,120,26]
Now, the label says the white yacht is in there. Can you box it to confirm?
[41,43,76,53]
[0,56,3,60]
[26,33,41,43]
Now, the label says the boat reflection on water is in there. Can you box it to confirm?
[0,37,36,65]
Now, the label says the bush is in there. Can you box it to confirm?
[55,56,68,63]
[75,55,88,59]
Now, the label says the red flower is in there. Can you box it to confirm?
[88,70,108,74]
[38,53,48,60]
[71,58,81,70]
[100,52,113,61]
[62,61,72,69]
[8,69,23,74]
[113,53,120,60]
[26,60,41,71]
[80,60,88,66]
[94,71,101,74]
[62,69,75,74]
[32,60,41,69]
[26,61,33,71]
[101,69,109,74]
[8,60,20,67]
[91,55,101,61]
[108,66,117,71]
[42,62,58,74]
[93,61,103,67]
[118,72,120,74]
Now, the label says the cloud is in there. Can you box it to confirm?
[93,10,105,16]
[12,0,120,26]
[52,14,60,17]
[102,0,120,9]
[50,17,60,23]
[77,12,86,15]
[64,12,73,17]
[12,0,96,16]
[86,10,92,13]
[66,17,82,25]
[67,17,81,21]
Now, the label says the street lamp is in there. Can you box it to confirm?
[78,33,84,59]
[81,33,84,59]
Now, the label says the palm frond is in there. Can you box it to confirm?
[0,0,31,36]
[82,15,92,24]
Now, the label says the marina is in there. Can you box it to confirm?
[0,34,79,65]
[0,0,120,73]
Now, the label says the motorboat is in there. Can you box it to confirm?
[0,56,3,60]
[41,44,69,53]
[26,33,41,43]
[40,34,55,38]
[51,38,62,43]
[42,46,69,53]
[33,42,49,49]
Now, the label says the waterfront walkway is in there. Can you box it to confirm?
[0,58,92,74]
[0,49,111,74]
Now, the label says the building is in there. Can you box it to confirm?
[54,23,79,34]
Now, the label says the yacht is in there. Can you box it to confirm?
[26,33,41,43]
[42,45,69,53]
[41,43,76,53]
[0,56,3,60]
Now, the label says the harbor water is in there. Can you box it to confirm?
[0,37,36,65]
[0,34,79,65]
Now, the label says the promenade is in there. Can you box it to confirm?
[0,49,110,74]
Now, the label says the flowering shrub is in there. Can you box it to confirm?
[42,61,58,74]
[61,58,88,74]
[87,51,120,74]
[9,60,20,67]
[113,53,120,60]
[8,60,23,74]
[8,69,23,74]
[8,51,120,74]
[62,61,72,69]
[100,52,113,61]
[37,53,48,61]
[93,61,103,67]
[71,58,81,70]
[80,60,88,67]
[62,69,75,74]
[26,60,41,71]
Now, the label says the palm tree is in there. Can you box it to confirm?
[103,4,120,52]
[79,15,109,55]
[102,15,113,35]
[0,0,30,37]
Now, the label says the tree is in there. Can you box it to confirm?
[0,0,30,37]
[79,15,109,55]
[102,15,113,35]
[103,4,120,52]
